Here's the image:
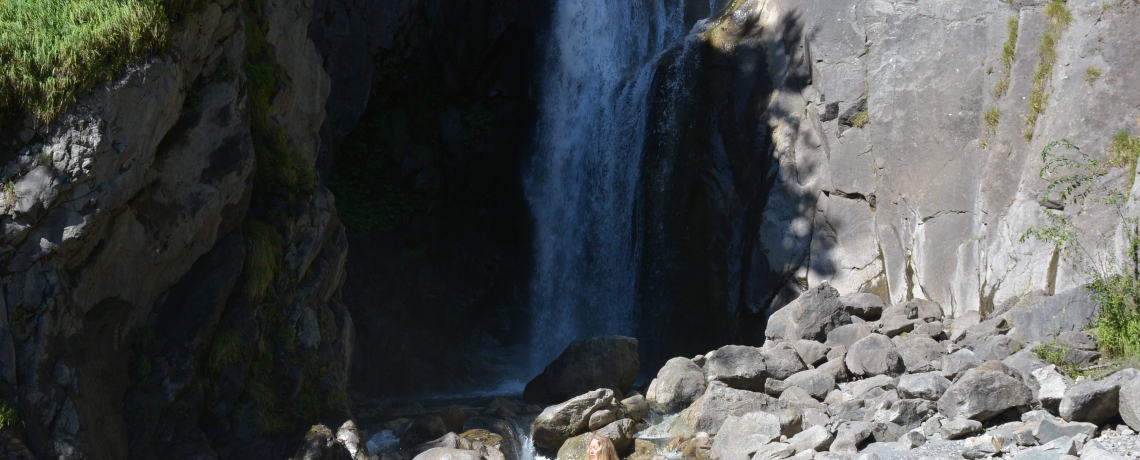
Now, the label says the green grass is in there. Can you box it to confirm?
[0,0,208,122]
[241,220,281,303]
[206,329,244,374]
[985,107,1001,134]
[1106,130,1140,189]
[849,110,869,128]
[1089,275,1140,361]
[1085,67,1103,85]
[0,401,17,430]
[993,17,1019,100]
[1024,2,1072,142]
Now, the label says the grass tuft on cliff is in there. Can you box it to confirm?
[1024,1,1072,142]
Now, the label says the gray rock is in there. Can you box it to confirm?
[789,426,834,454]
[595,419,635,453]
[841,293,887,320]
[1080,447,1129,460]
[751,443,796,460]
[766,284,851,343]
[531,388,614,451]
[1011,436,1078,460]
[898,372,952,401]
[523,336,639,404]
[1120,379,1140,432]
[780,386,827,413]
[1031,365,1073,415]
[938,367,1032,421]
[794,340,831,367]
[869,422,904,443]
[706,345,767,391]
[651,357,708,413]
[402,416,449,448]
[869,399,935,431]
[827,346,848,362]
[830,422,872,453]
[975,335,1018,361]
[413,448,482,460]
[940,418,983,440]
[710,412,784,459]
[825,324,873,349]
[620,394,650,421]
[878,316,917,338]
[1032,419,1096,445]
[817,359,849,383]
[667,382,774,436]
[1059,368,1140,424]
[848,375,899,398]
[913,322,945,340]
[589,410,616,431]
[894,336,945,373]
[961,436,1001,459]
[764,343,809,381]
[942,349,983,380]
[828,400,867,423]
[845,334,905,377]
[783,370,837,400]
[1010,290,1100,346]
[1055,332,1096,351]
[896,430,926,450]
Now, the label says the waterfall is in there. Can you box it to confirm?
[525,0,689,371]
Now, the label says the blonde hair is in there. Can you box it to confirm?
[587,435,619,460]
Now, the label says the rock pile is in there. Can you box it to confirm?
[545,284,1140,460]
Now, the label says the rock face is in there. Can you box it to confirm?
[0,0,354,457]
[710,412,783,459]
[524,336,640,404]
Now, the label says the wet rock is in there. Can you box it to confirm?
[938,367,1032,421]
[523,336,639,404]
[1059,368,1140,424]
[710,411,783,459]
[765,284,851,343]
[531,388,614,451]
[443,406,467,433]
[402,416,450,448]
[706,345,767,391]
[1120,379,1140,432]
[897,372,951,401]
[620,394,650,421]
[596,419,635,453]
[589,410,616,431]
[651,357,708,412]
[845,334,904,377]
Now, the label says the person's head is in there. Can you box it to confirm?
[587,435,618,460]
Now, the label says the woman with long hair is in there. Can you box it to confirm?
[587,435,619,460]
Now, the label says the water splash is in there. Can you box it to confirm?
[526,0,690,373]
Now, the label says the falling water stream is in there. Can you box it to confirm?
[525,0,691,373]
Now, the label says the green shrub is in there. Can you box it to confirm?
[0,402,17,430]
[1023,139,1140,365]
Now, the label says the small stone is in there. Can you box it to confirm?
[940,418,983,440]
[897,430,926,450]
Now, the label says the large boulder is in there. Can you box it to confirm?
[1031,365,1074,414]
[937,367,1032,421]
[782,370,837,400]
[532,389,614,451]
[665,382,774,436]
[412,448,483,460]
[1059,368,1140,425]
[651,357,708,413]
[710,412,783,459]
[844,334,904,377]
[825,324,873,348]
[1121,379,1140,433]
[765,284,851,342]
[840,293,887,319]
[894,336,944,373]
[524,336,639,404]
[401,416,449,448]
[1009,289,1100,346]
[761,343,808,380]
[706,345,767,391]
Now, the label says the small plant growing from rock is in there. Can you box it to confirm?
[984,107,1001,135]
[0,401,17,430]
[1085,66,1104,85]
[849,110,869,128]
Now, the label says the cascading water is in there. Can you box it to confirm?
[525,0,691,372]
